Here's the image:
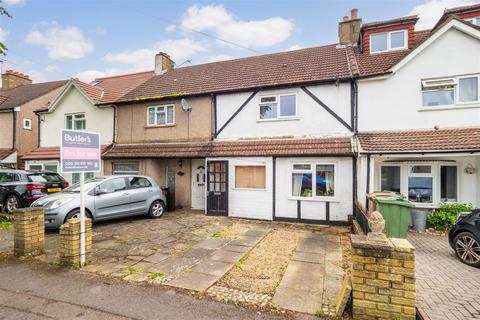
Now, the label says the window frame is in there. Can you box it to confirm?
[439,164,459,203]
[146,104,175,127]
[258,93,298,121]
[65,113,86,131]
[465,17,480,26]
[290,162,336,201]
[23,118,32,130]
[112,162,140,175]
[421,74,480,108]
[233,165,267,190]
[27,161,59,173]
[369,29,408,54]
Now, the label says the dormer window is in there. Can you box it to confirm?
[465,17,480,26]
[370,30,407,53]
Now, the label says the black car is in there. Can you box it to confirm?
[0,169,69,214]
[448,209,480,267]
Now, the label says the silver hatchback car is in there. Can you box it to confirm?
[31,175,167,229]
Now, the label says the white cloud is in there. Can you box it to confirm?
[181,4,294,48]
[3,0,25,5]
[104,38,207,70]
[286,44,302,51]
[205,54,234,63]
[410,0,475,30]
[75,70,108,83]
[25,25,94,60]
[0,28,8,42]
[165,24,176,33]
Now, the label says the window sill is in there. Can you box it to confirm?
[232,188,267,191]
[418,104,480,112]
[288,197,339,203]
[145,124,176,129]
[257,117,300,123]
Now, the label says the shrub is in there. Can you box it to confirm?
[427,202,473,232]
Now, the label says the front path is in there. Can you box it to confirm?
[408,232,480,320]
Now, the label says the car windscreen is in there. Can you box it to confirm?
[28,173,64,183]
[63,177,105,193]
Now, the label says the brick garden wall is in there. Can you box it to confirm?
[14,208,45,256]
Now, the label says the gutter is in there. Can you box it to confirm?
[360,149,480,155]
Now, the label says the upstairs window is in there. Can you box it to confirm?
[23,118,32,130]
[370,30,407,53]
[259,94,297,120]
[465,17,480,26]
[421,75,480,107]
[66,113,86,130]
[147,105,175,126]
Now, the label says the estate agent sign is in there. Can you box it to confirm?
[60,130,101,173]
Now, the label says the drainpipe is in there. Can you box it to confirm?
[210,93,217,140]
[111,105,117,144]
[37,113,41,148]
[12,107,19,149]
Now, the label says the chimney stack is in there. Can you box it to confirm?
[338,8,362,46]
[154,52,175,75]
[1,69,33,89]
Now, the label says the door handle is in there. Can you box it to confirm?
[122,193,130,196]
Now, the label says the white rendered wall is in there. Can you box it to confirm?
[358,28,480,132]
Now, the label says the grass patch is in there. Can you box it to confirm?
[124,266,143,276]
[147,272,166,280]
[183,267,192,273]
[0,216,13,230]
[315,309,324,318]
[211,230,226,238]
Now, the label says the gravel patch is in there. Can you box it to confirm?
[218,229,302,295]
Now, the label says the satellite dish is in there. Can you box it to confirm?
[181,98,192,112]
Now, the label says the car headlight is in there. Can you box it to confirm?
[48,198,74,210]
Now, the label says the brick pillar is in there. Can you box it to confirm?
[351,234,416,319]
[13,208,45,256]
[59,218,92,267]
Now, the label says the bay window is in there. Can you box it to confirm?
[147,105,175,126]
[292,163,335,198]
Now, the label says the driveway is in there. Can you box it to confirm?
[408,232,480,320]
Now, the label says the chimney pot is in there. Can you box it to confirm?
[2,69,32,89]
[351,8,358,19]
[343,16,349,21]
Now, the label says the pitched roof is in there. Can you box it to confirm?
[0,80,67,110]
[357,128,480,153]
[22,145,112,161]
[93,71,155,103]
[0,148,14,161]
[444,3,480,15]
[117,44,355,102]
[103,137,353,159]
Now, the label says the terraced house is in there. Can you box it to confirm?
[99,3,480,223]
[0,70,67,169]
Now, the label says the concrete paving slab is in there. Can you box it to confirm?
[181,248,215,259]
[325,263,344,278]
[143,252,169,264]
[272,286,323,314]
[222,244,252,253]
[209,249,245,263]
[286,260,325,276]
[152,257,197,274]
[194,238,230,250]
[243,229,270,237]
[190,259,232,277]
[292,251,325,264]
[296,239,327,254]
[278,271,324,292]
[230,235,261,247]
[323,276,342,305]
[166,272,218,292]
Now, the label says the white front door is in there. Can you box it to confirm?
[191,159,206,210]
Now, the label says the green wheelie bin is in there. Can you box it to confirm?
[370,195,414,239]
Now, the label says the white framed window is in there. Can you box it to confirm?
[23,118,32,130]
[370,29,407,53]
[65,113,86,130]
[421,75,480,107]
[259,93,297,120]
[27,162,58,173]
[113,162,139,175]
[378,162,460,207]
[147,105,175,126]
[291,163,335,199]
[465,17,480,26]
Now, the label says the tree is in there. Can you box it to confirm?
[0,3,11,56]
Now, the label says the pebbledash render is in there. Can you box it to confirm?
[18,3,480,223]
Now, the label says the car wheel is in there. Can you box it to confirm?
[4,195,20,214]
[149,200,165,218]
[64,209,92,223]
[454,232,480,267]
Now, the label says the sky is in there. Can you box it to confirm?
[0,0,477,83]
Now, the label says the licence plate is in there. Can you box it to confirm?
[47,188,62,193]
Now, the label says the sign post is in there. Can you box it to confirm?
[60,129,100,267]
